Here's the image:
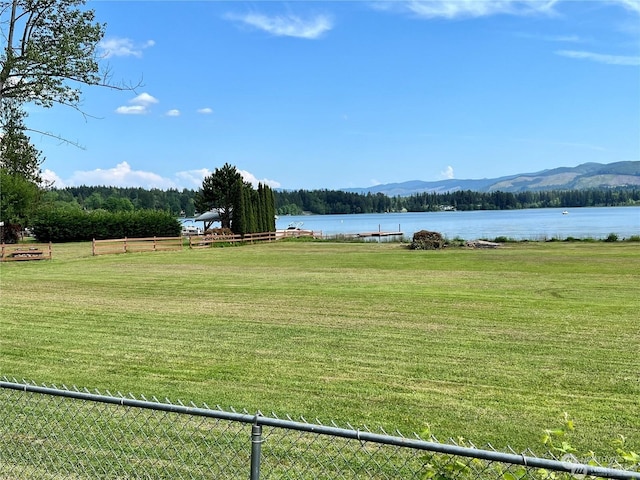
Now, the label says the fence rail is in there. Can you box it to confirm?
[189,229,317,248]
[1,379,638,480]
[92,236,183,255]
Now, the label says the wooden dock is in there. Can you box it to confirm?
[356,231,404,238]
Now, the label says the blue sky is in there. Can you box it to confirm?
[30,0,640,191]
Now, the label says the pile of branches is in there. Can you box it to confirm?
[410,230,444,250]
[204,227,234,236]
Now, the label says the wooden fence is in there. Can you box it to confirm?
[92,237,183,256]
[189,230,316,249]
[1,243,52,262]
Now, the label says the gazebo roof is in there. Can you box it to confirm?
[194,210,221,222]
[194,209,223,231]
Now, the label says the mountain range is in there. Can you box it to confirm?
[344,161,640,197]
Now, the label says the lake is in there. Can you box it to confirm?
[275,206,640,241]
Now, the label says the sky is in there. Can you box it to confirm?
[26,0,640,191]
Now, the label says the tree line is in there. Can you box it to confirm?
[41,185,640,216]
[41,186,199,216]
[400,188,640,211]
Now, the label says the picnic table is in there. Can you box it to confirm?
[10,247,44,259]
[0,243,51,261]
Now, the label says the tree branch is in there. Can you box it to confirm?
[24,126,86,149]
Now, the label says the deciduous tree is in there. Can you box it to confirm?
[0,0,123,109]
[0,167,39,238]
[1,0,136,227]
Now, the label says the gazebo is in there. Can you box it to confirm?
[194,210,222,231]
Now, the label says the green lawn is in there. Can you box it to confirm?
[1,240,638,455]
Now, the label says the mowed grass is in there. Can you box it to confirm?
[1,240,638,454]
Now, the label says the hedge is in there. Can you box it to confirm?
[31,208,181,243]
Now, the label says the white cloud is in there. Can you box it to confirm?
[99,37,155,58]
[45,164,281,190]
[377,0,559,19]
[516,32,584,43]
[175,169,213,188]
[197,107,213,114]
[174,168,281,189]
[166,109,181,117]
[609,0,640,14]
[547,34,582,43]
[556,50,640,65]
[228,12,333,39]
[130,93,159,107]
[41,169,64,187]
[115,105,147,115]
[372,0,640,20]
[66,162,178,189]
[440,166,455,180]
[115,92,159,115]
[238,169,282,189]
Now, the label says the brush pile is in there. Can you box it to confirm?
[410,230,444,250]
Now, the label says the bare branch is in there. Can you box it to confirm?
[25,126,85,149]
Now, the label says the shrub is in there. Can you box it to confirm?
[605,232,619,242]
[446,236,466,247]
[205,227,234,236]
[421,414,639,480]
[31,208,181,243]
[0,223,22,244]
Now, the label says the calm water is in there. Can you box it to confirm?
[275,206,640,240]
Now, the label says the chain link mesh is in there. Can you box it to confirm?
[0,386,249,479]
[1,381,638,480]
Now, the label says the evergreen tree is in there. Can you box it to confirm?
[0,100,43,184]
[195,163,243,230]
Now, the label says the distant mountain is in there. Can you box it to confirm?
[344,161,640,196]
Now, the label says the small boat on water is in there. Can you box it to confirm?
[276,221,317,239]
[286,221,304,230]
[562,211,569,215]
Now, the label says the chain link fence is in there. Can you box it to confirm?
[1,378,638,480]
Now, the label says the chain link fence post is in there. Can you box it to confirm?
[250,421,263,480]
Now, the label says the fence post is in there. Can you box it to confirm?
[250,421,262,480]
